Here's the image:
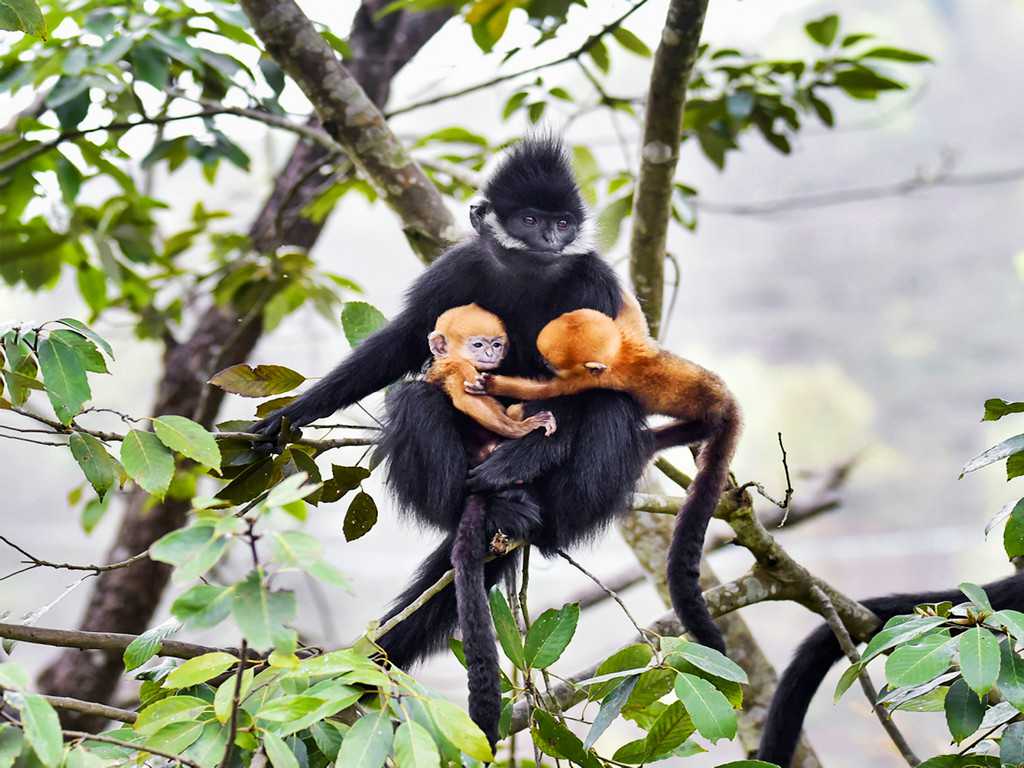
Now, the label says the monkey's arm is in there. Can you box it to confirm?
[450,389,551,439]
[253,248,475,434]
[481,374,596,400]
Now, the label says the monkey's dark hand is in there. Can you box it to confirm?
[250,413,302,455]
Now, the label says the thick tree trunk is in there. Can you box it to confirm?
[37,1,451,726]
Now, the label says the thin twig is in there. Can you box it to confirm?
[65,730,202,768]
[384,0,652,119]
[0,622,225,660]
[0,536,148,581]
[39,695,137,724]
[219,640,248,768]
[808,586,920,767]
[555,550,657,653]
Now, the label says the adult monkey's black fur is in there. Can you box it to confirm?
[757,572,1024,766]
[253,138,652,739]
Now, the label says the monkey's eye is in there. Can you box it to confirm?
[556,219,569,230]
[522,215,537,226]
[472,341,484,349]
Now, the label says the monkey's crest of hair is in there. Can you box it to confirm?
[483,134,585,222]
[537,309,621,371]
[434,304,507,342]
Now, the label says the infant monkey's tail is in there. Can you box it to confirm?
[454,494,502,750]
[666,400,742,655]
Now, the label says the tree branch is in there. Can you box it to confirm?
[808,586,920,767]
[627,0,709,337]
[0,622,224,660]
[239,0,456,263]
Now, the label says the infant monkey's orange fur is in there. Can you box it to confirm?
[468,292,741,654]
[426,304,555,440]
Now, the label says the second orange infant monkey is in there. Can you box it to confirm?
[426,304,556,440]
[466,293,741,654]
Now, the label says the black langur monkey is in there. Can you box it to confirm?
[757,572,1024,766]
[252,137,651,671]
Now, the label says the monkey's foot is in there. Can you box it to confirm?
[490,530,512,555]
[529,410,557,436]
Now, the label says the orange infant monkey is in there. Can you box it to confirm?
[467,293,740,654]
[426,304,556,441]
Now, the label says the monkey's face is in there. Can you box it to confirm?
[462,335,507,370]
[501,207,578,253]
[537,310,620,377]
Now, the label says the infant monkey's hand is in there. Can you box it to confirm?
[464,372,492,395]
[526,410,557,437]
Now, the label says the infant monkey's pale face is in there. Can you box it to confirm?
[464,335,507,370]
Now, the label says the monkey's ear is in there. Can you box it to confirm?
[469,201,490,234]
[584,362,608,376]
[428,331,448,358]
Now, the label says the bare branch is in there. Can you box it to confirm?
[0,536,148,581]
[0,622,225,660]
[37,696,137,724]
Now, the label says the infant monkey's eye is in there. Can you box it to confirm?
[522,215,537,226]
[472,341,484,349]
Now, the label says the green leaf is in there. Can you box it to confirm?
[587,38,610,72]
[488,586,525,669]
[131,42,170,90]
[154,416,221,471]
[833,68,907,93]
[123,620,179,671]
[37,336,90,424]
[48,331,106,373]
[963,435,1024,476]
[984,399,1024,422]
[165,652,237,688]
[56,319,114,359]
[960,582,992,610]
[998,639,1024,712]
[69,433,117,500]
[263,732,298,768]
[958,627,1001,697]
[394,721,440,768]
[0,0,46,37]
[833,661,864,702]
[0,726,25,768]
[884,634,956,688]
[988,609,1024,642]
[597,194,633,251]
[343,491,378,541]
[859,46,932,63]
[256,696,324,722]
[584,675,637,749]
[0,663,28,689]
[502,91,528,120]
[150,525,228,581]
[208,364,305,397]
[530,709,600,768]
[213,667,253,723]
[642,700,695,760]
[586,643,653,700]
[673,673,736,742]
[945,678,984,744]
[427,699,492,762]
[524,603,579,669]
[1003,722,1024,765]
[663,639,749,684]
[143,721,205,755]
[341,301,387,348]
[20,695,61,767]
[337,711,393,768]
[1004,500,1024,558]
[611,27,651,57]
[805,14,839,46]
[332,465,371,495]
[270,530,322,566]
[134,696,209,736]
[121,430,175,498]
[860,616,947,664]
[230,570,296,651]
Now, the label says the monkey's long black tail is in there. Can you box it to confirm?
[757,572,1024,767]
[665,402,742,656]
[453,494,501,749]
[375,524,520,672]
